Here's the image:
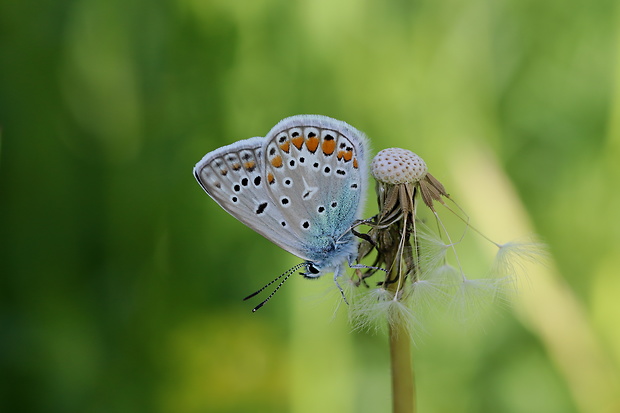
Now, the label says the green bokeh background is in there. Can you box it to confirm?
[1,0,619,412]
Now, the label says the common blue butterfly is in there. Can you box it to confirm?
[193,115,368,310]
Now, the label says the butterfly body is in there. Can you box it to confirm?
[194,115,368,302]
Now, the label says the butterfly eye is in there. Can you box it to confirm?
[307,264,320,274]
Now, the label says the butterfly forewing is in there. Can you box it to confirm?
[261,116,367,264]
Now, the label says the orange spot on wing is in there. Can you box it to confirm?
[353,158,359,169]
[270,155,283,168]
[232,163,241,171]
[267,172,275,184]
[280,142,290,153]
[344,150,353,161]
[244,161,256,171]
[306,137,319,153]
[337,151,345,160]
[220,169,228,176]
[292,136,304,150]
[322,139,336,155]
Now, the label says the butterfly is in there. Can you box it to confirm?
[193,115,369,311]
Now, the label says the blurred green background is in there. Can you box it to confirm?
[1,0,619,412]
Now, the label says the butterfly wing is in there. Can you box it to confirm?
[260,115,368,267]
[194,136,313,259]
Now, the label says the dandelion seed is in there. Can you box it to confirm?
[493,237,549,282]
[401,279,450,328]
[349,287,395,334]
[416,222,451,278]
[450,276,516,325]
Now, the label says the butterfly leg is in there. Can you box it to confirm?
[347,257,388,274]
[333,266,349,305]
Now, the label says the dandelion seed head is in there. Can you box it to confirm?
[371,148,427,184]
[352,146,546,340]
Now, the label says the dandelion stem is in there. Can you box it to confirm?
[388,308,416,413]
[387,245,415,413]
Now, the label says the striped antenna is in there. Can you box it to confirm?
[244,262,308,312]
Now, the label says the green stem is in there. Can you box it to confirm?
[388,305,416,413]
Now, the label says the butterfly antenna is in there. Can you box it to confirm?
[244,262,307,312]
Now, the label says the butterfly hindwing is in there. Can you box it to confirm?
[194,136,308,257]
